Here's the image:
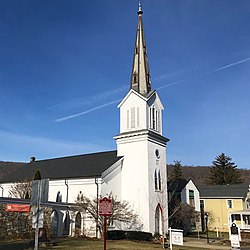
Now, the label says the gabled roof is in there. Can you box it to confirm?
[199,184,249,199]
[168,179,188,192]
[1,151,122,183]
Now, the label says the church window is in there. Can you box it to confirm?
[75,212,82,233]
[131,107,135,128]
[51,210,59,235]
[63,211,70,235]
[155,110,158,131]
[127,110,130,129]
[158,171,162,191]
[155,204,161,234]
[152,107,155,129]
[154,170,158,191]
[56,191,62,202]
[137,107,140,127]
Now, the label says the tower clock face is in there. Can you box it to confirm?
[155,149,160,158]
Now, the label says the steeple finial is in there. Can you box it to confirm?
[138,2,143,15]
[130,3,152,96]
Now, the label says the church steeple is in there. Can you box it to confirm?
[130,3,152,96]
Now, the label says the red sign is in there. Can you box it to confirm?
[6,204,31,213]
[99,197,112,216]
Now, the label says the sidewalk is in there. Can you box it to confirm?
[183,237,231,249]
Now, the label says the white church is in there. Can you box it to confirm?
[0,4,169,237]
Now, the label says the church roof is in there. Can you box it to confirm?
[1,150,122,183]
[130,3,152,96]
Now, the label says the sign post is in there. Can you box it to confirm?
[99,197,112,250]
[31,179,49,250]
[230,223,240,250]
[169,228,183,250]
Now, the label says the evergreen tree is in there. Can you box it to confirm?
[207,153,242,185]
[170,160,183,180]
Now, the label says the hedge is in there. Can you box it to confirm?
[107,230,153,241]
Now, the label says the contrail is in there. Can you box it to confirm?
[157,80,185,90]
[157,57,250,90]
[55,99,121,122]
[49,85,127,111]
[55,57,250,122]
[209,57,250,73]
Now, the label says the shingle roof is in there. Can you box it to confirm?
[167,179,188,192]
[199,184,249,198]
[1,150,122,183]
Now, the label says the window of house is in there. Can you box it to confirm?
[189,190,195,207]
[227,199,233,209]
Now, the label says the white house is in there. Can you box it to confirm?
[0,3,169,237]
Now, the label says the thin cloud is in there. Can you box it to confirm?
[55,99,121,122]
[48,85,127,111]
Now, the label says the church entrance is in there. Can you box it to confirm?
[155,204,163,234]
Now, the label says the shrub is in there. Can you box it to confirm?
[107,230,152,241]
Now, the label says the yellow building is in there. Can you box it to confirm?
[199,184,250,232]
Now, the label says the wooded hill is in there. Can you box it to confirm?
[0,161,250,186]
[0,161,25,181]
[167,165,250,186]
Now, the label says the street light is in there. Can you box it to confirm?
[204,212,209,244]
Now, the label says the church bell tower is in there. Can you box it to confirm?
[114,3,169,234]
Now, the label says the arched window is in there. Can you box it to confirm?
[63,211,70,235]
[75,212,81,230]
[155,204,161,234]
[56,191,62,202]
[51,210,59,236]
[154,170,158,191]
[152,107,155,129]
[158,171,162,191]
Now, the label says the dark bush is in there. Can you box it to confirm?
[107,230,152,241]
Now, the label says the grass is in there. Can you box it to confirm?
[0,238,227,250]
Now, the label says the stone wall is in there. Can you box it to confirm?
[0,204,52,240]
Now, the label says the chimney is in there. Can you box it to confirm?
[30,156,36,162]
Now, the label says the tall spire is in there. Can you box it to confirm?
[130,2,152,96]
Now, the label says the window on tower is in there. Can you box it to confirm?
[131,107,135,128]
[158,171,162,191]
[154,170,158,191]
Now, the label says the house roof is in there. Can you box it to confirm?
[199,184,250,199]
[167,179,189,192]
[1,150,122,183]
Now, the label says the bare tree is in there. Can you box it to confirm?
[8,180,32,199]
[76,194,143,236]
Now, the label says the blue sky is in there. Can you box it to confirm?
[0,0,250,169]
